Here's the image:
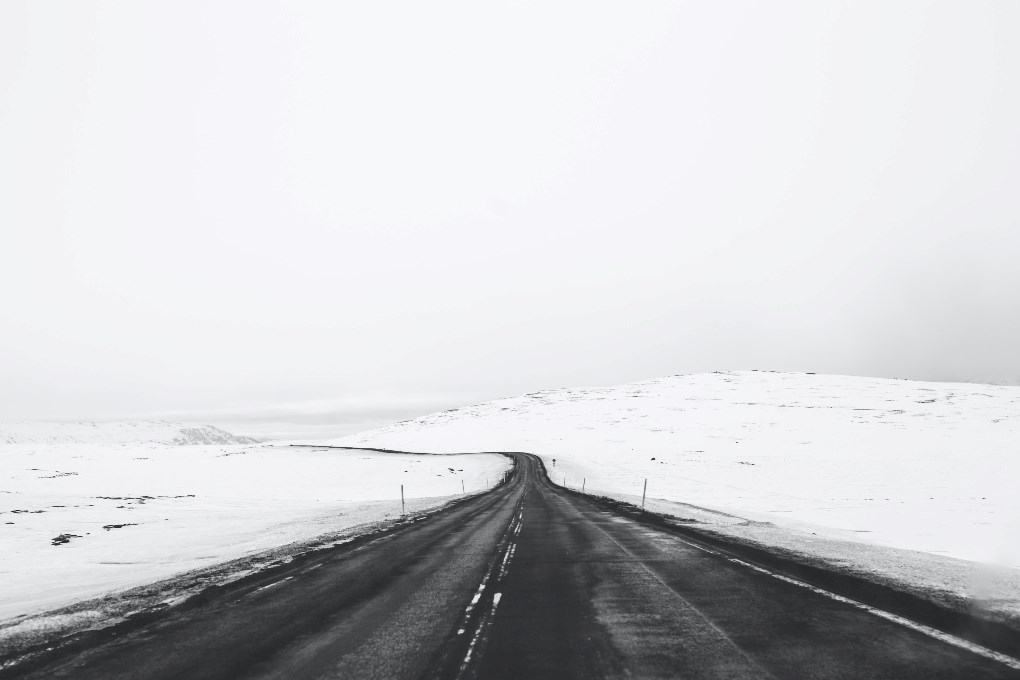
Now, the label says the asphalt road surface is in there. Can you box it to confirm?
[6,452,1019,680]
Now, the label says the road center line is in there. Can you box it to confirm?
[449,486,528,678]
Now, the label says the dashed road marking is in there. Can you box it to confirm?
[453,489,529,678]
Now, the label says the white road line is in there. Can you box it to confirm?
[577,488,1020,672]
[725,554,1020,671]
[253,576,293,593]
[500,543,515,568]
[460,590,503,669]
[498,544,517,579]
[452,489,527,677]
[655,531,1020,671]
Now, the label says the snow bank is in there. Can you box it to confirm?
[0,442,509,622]
[325,371,1020,619]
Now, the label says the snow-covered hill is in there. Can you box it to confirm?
[327,371,1020,567]
[0,421,260,446]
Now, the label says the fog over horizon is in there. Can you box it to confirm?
[3,1,1019,437]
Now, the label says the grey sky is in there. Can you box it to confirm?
[2,1,1019,436]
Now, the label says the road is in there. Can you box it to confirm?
[5,452,1019,679]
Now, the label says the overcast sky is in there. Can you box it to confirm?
[2,1,1019,436]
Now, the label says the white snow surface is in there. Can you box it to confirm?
[0,441,509,622]
[0,421,260,446]
[325,371,1020,620]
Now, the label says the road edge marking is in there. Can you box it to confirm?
[660,534,1020,672]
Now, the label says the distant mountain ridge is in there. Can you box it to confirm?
[0,421,260,446]
[962,376,1020,387]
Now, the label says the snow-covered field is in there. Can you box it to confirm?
[5,375,1018,639]
[0,424,509,624]
[326,371,1020,621]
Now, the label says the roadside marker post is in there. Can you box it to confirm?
[582,478,586,493]
[462,479,465,494]
[642,479,647,510]
[401,484,405,516]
